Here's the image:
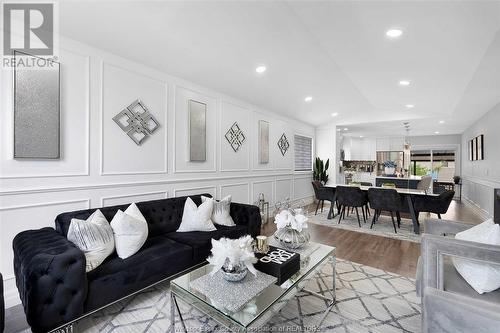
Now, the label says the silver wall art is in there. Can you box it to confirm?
[189,99,207,161]
[113,99,160,146]
[14,50,60,159]
[277,133,290,156]
[225,122,246,152]
[258,120,269,164]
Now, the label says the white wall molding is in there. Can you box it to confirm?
[173,185,218,198]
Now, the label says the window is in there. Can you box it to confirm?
[294,135,312,171]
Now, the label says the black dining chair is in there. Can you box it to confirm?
[359,182,373,216]
[311,181,336,215]
[367,188,403,233]
[413,190,455,219]
[336,186,369,227]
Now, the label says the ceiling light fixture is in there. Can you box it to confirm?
[304,96,313,102]
[359,135,364,138]
[399,80,411,86]
[331,112,339,117]
[439,120,445,124]
[343,128,348,131]
[405,104,415,109]
[255,66,266,74]
[386,29,403,38]
[435,131,440,134]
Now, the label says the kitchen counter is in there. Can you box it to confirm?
[375,176,422,189]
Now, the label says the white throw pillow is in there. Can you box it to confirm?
[177,197,217,232]
[110,203,149,259]
[202,195,236,227]
[67,210,115,272]
[453,219,500,294]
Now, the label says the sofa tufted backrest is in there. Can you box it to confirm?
[55,194,210,238]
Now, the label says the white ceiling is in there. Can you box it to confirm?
[59,1,500,134]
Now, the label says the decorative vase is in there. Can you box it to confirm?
[274,226,310,250]
[384,167,395,175]
[221,259,248,282]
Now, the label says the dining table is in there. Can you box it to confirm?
[324,184,438,234]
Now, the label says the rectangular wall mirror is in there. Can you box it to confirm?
[188,99,207,162]
[14,51,61,159]
[259,120,269,164]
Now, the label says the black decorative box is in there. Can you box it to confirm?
[254,246,300,285]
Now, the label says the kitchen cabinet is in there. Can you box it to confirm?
[343,137,376,161]
[376,137,404,151]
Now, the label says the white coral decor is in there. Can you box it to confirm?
[207,235,258,276]
[274,210,309,232]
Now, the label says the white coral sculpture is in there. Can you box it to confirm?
[207,235,258,276]
[274,209,309,232]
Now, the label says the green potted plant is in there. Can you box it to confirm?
[313,157,329,184]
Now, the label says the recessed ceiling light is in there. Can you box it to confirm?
[360,135,364,138]
[386,29,403,38]
[331,112,339,117]
[304,96,313,102]
[405,104,415,109]
[343,128,348,131]
[337,128,342,132]
[435,131,440,134]
[399,80,411,86]
[439,120,445,124]
[255,65,266,74]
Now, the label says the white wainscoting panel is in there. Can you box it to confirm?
[174,86,217,173]
[101,62,167,175]
[275,178,293,203]
[174,186,217,198]
[252,180,274,205]
[0,48,90,178]
[220,182,250,204]
[101,191,168,207]
[294,176,313,200]
[220,101,250,172]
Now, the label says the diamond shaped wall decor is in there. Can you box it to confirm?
[225,122,246,152]
[112,99,160,146]
[277,133,290,156]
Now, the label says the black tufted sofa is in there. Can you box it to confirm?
[13,194,261,332]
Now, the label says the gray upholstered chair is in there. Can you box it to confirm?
[417,175,433,193]
[416,219,500,333]
[1,272,4,333]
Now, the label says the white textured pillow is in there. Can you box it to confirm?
[453,219,500,294]
[177,197,217,232]
[202,195,236,227]
[110,203,148,259]
[67,210,115,272]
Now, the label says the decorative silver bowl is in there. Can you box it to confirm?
[221,260,248,282]
[274,227,310,250]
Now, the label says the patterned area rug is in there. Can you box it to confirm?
[308,209,422,243]
[75,259,421,332]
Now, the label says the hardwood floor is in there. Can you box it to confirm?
[4,199,486,333]
[262,199,486,278]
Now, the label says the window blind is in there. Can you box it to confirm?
[294,135,312,171]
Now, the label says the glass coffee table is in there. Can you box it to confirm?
[170,241,336,332]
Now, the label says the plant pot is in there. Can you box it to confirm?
[384,167,395,175]
[221,259,248,282]
[274,227,310,250]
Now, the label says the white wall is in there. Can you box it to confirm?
[0,38,315,307]
[315,125,336,182]
[461,103,500,216]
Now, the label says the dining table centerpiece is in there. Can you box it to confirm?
[207,235,258,282]
[273,208,310,249]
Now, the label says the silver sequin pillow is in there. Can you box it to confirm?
[67,210,115,272]
[202,195,235,227]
